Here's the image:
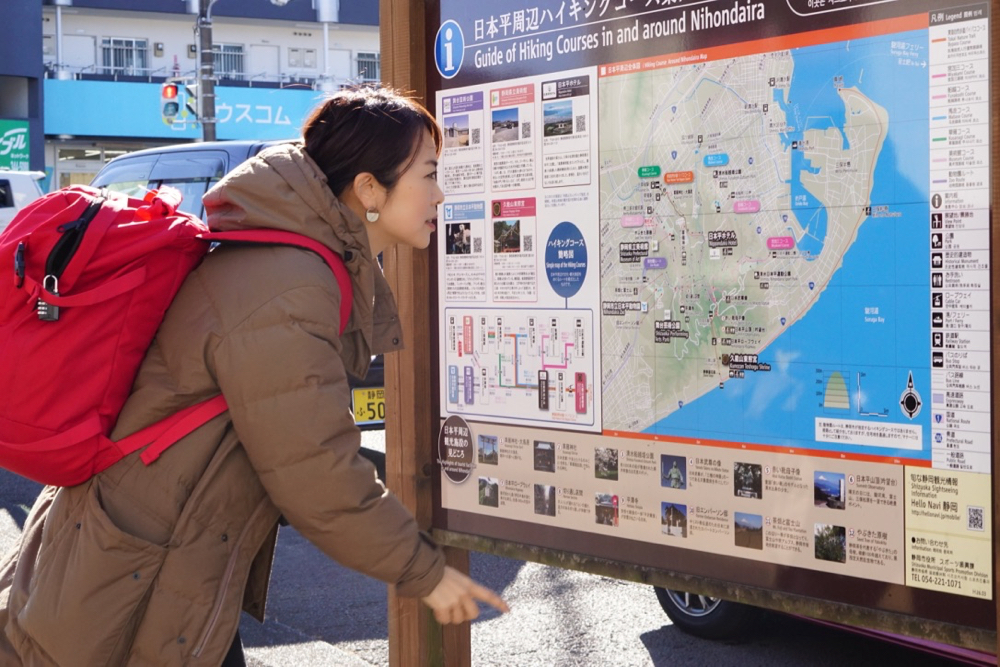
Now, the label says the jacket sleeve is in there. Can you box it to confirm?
[209,277,444,598]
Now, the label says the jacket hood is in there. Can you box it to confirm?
[203,142,371,262]
[202,142,404,363]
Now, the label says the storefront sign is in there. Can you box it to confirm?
[0,120,30,170]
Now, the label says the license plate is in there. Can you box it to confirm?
[352,387,385,425]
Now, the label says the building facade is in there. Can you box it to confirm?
[0,3,44,175]
[7,0,379,190]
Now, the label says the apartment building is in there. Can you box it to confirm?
[0,3,43,175]
[4,0,379,190]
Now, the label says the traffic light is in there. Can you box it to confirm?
[161,82,180,124]
[183,84,199,119]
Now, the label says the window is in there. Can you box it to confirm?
[56,144,146,193]
[0,181,13,209]
[91,152,228,221]
[215,44,245,81]
[100,38,149,76]
[357,52,380,83]
[158,178,218,219]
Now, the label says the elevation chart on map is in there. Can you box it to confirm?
[599,30,931,460]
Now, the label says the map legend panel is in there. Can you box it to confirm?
[927,5,991,474]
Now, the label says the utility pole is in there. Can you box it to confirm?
[194,0,217,142]
[186,0,291,141]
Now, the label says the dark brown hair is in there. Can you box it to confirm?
[302,86,442,198]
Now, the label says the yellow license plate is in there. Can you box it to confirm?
[352,387,385,425]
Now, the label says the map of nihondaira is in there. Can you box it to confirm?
[599,31,931,458]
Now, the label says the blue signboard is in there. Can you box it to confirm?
[45,80,327,140]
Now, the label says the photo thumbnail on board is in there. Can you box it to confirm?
[595,493,618,527]
[661,454,686,490]
[734,462,762,499]
[814,470,846,510]
[734,512,763,550]
[661,502,687,538]
[815,523,847,563]
[594,447,619,480]
[534,484,557,516]
[534,440,556,472]
[478,434,498,465]
[478,477,499,507]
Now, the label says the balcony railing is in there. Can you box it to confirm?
[44,63,319,89]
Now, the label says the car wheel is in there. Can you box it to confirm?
[653,586,760,641]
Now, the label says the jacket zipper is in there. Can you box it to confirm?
[191,498,271,658]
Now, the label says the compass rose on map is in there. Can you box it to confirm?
[898,371,922,419]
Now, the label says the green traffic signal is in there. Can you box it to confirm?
[163,101,180,117]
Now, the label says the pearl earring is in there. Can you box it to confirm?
[366,208,380,223]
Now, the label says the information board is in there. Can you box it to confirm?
[431,0,993,628]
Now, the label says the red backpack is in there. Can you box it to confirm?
[0,185,352,486]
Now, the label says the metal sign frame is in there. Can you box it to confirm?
[379,0,1000,662]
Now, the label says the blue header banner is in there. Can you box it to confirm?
[45,80,327,141]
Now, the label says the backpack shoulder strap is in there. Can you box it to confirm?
[200,230,352,335]
[117,231,355,466]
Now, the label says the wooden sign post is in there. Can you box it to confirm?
[381,1,472,665]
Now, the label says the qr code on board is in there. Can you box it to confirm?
[523,235,533,252]
[473,237,482,253]
[576,115,586,132]
[968,506,984,531]
[472,128,481,145]
[522,122,531,139]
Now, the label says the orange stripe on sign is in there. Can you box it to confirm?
[601,429,930,467]
[664,171,694,184]
[600,13,929,77]
[931,37,948,43]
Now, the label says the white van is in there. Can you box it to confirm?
[0,170,45,232]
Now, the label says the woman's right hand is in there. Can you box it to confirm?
[420,565,510,625]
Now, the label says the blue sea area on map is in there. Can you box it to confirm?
[788,150,826,260]
[645,31,931,460]
[775,86,830,261]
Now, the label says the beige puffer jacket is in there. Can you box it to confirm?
[0,143,445,666]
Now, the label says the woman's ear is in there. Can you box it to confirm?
[351,172,382,210]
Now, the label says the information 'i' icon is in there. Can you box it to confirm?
[435,20,465,79]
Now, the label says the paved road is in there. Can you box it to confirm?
[0,436,970,666]
[242,525,970,666]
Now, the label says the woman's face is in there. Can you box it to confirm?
[372,131,444,251]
